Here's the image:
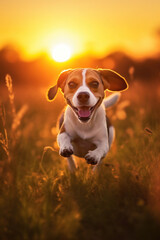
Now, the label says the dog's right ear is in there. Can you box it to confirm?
[47,69,72,101]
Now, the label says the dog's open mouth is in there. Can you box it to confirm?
[67,98,101,122]
[75,106,93,122]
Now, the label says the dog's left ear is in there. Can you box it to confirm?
[47,69,72,101]
[97,69,128,92]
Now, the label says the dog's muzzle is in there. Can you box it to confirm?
[66,98,102,122]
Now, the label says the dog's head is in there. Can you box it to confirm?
[47,68,128,122]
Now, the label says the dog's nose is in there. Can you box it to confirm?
[77,92,90,103]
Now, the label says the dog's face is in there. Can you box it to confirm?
[63,69,105,122]
[48,68,128,122]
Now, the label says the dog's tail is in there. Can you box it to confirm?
[103,92,121,109]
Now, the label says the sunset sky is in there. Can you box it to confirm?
[0,0,160,59]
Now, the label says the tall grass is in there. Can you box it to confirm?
[0,103,10,163]
[0,75,28,183]
[0,77,160,240]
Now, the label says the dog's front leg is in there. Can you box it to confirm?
[57,132,77,172]
[57,132,73,157]
[85,138,109,166]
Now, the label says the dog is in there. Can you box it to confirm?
[47,68,128,172]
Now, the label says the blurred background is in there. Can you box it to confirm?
[0,0,160,88]
[1,2,160,239]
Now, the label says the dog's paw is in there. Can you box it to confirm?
[60,147,73,157]
[85,151,99,165]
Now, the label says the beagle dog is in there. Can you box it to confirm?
[47,68,128,172]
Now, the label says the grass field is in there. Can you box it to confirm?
[0,77,160,240]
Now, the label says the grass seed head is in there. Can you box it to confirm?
[5,74,16,118]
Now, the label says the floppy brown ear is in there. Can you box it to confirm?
[57,69,72,92]
[97,69,128,92]
[47,69,72,101]
[47,85,58,101]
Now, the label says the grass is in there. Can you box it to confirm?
[0,76,160,240]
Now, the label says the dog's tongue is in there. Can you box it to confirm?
[78,107,91,118]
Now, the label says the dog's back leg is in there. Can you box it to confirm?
[108,126,115,148]
[67,156,77,173]
[92,126,115,172]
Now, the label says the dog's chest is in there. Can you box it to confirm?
[65,116,106,141]
[64,105,107,139]
[71,137,96,158]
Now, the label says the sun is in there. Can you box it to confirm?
[51,43,72,62]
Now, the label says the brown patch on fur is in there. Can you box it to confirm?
[86,69,105,98]
[64,69,83,100]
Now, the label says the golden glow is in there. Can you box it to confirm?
[51,43,72,62]
[0,0,160,59]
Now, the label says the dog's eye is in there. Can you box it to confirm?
[89,81,99,88]
[68,81,77,89]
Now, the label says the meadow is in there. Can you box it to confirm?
[0,75,160,240]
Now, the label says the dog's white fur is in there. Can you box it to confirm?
[48,68,128,172]
[58,103,109,171]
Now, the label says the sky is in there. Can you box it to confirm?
[0,0,160,59]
